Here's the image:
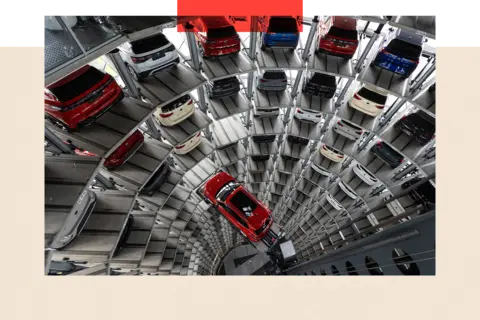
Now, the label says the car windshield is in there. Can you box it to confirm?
[327,26,358,40]
[49,67,105,102]
[207,26,237,38]
[130,33,170,54]
[216,181,241,202]
[229,190,258,217]
[263,71,286,79]
[417,182,436,203]
[357,87,387,104]
[386,39,423,60]
[268,17,298,33]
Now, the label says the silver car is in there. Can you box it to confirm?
[352,163,378,185]
[326,192,343,211]
[49,190,97,249]
[311,163,331,177]
[333,118,364,141]
[338,180,358,200]
[257,71,288,91]
[253,104,280,117]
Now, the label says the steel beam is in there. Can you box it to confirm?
[45,126,74,154]
[354,22,386,73]
[185,22,208,113]
[301,16,319,62]
[108,49,140,98]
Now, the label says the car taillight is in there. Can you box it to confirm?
[196,132,201,137]
[188,100,193,105]
[296,108,304,114]
[337,121,343,126]
[376,105,385,109]
[281,79,287,82]
[160,112,174,118]
[338,155,344,158]
[354,94,361,100]
[401,115,407,120]
[356,131,363,134]
[322,145,327,150]
[260,79,267,82]
[131,56,147,64]
[399,158,404,163]
[376,141,382,147]
[176,144,185,149]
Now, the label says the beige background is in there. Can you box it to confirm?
[1,47,478,319]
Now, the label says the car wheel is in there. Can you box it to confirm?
[127,64,142,82]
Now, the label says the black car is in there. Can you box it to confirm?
[207,76,240,99]
[112,215,134,257]
[251,155,270,161]
[140,163,171,196]
[401,176,436,211]
[252,134,276,143]
[286,135,309,146]
[394,110,435,145]
[303,72,337,98]
[370,141,405,168]
[48,261,87,276]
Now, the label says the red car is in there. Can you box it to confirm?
[45,65,124,130]
[193,16,241,58]
[204,172,273,242]
[317,16,358,59]
[104,130,144,169]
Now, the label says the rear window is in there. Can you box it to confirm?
[310,73,336,86]
[386,39,422,60]
[406,112,435,131]
[130,33,170,54]
[207,26,237,38]
[357,87,387,104]
[327,26,358,40]
[263,71,286,80]
[229,191,258,216]
[379,142,403,159]
[49,67,106,102]
[417,182,435,203]
[268,17,299,33]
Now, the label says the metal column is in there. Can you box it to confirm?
[185,22,208,113]
[45,126,74,154]
[354,22,386,73]
[410,62,436,94]
[245,17,258,128]
[301,16,318,62]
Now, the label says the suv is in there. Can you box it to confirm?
[257,71,288,91]
[303,72,337,98]
[286,135,309,146]
[401,176,436,211]
[370,141,405,168]
[349,84,388,117]
[373,29,424,78]
[259,16,300,49]
[193,16,240,58]
[394,110,435,145]
[49,189,97,249]
[207,76,240,99]
[316,16,358,59]
[204,172,274,242]
[118,32,179,81]
[45,65,124,130]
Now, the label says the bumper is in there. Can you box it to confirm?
[294,112,321,124]
[333,126,361,141]
[348,100,381,117]
[204,44,240,57]
[156,101,195,127]
[263,36,299,49]
[76,91,125,129]
[320,149,343,163]
[318,43,357,58]
[138,57,180,78]
[254,108,280,117]
[209,87,240,99]
[257,83,287,91]
[173,136,202,155]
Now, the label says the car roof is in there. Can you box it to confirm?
[395,29,424,46]
[200,16,232,28]
[332,16,357,30]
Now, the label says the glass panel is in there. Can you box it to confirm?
[68,16,121,52]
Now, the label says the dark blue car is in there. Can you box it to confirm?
[373,29,424,78]
[260,16,299,49]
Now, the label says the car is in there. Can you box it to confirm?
[320,144,345,163]
[326,192,343,210]
[259,16,300,49]
[293,108,323,124]
[207,76,240,99]
[251,155,270,161]
[353,163,378,185]
[333,118,364,140]
[393,110,435,145]
[193,16,240,58]
[203,172,274,242]
[49,189,97,249]
[153,94,194,127]
[118,32,179,81]
[48,261,87,276]
[253,105,280,118]
[112,215,134,257]
[104,130,144,169]
[338,180,358,199]
[139,162,172,196]
[348,84,388,117]
[257,71,288,91]
[303,72,337,98]
[252,135,276,143]
[173,131,202,155]
[316,16,358,59]
[401,176,436,211]
[286,135,309,146]
[373,29,424,78]
[370,141,405,168]
[45,65,124,130]
[311,163,331,176]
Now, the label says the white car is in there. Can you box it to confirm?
[293,108,322,124]
[311,163,331,176]
[348,84,388,117]
[333,118,364,141]
[253,105,280,117]
[326,193,343,211]
[338,180,358,200]
[353,163,378,185]
[173,131,202,155]
[320,144,345,163]
[118,32,180,81]
[154,94,194,127]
